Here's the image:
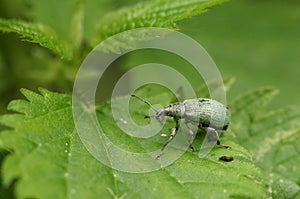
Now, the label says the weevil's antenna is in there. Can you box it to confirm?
[131,94,158,113]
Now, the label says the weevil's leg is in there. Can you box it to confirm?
[216,139,230,149]
[156,120,180,160]
[205,127,230,149]
[185,123,196,151]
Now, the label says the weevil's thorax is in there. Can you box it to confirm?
[165,103,185,119]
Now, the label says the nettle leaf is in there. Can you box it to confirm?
[230,87,279,143]
[94,0,228,44]
[196,76,236,98]
[24,0,77,40]
[0,18,72,59]
[231,88,300,198]
[24,0,113,44]
[0,150,14,199]
[0,88,267,199]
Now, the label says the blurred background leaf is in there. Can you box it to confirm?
[179,0,300,108]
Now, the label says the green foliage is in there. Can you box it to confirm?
[0,18,71,59]
[0,0,228,60]
[1,1,299,198]
[94,0,228,44]
[231,87,300,198]
[0,150,14,199]
[1,86,300,198]
[23,0,111,43]
[0,87,270,199]
[0,0,228,111]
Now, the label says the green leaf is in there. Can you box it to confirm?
[230,87,279,143]
[93,0,228,44]
[69,0,85,51]
[0,52,8,100]
[231,88,300,198]
[196,76,236,98]
[24,0,77,41]
[0,150,15,199]
[24,0,112,43]
[0,18,72,59]
[0,88,267,199]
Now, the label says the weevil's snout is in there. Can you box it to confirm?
[155,109,168,121]
[144,109,168,123]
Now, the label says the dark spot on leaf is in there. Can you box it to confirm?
[219,156,234,162]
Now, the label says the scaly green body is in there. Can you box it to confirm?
[182,98,230,130]
[164,98,230,129]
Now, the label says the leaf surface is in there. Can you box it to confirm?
[94,0,228,44]
[0,19,71,59]
[0,88,267,199]
[231,88,300,198]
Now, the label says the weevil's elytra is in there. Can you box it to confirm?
[182,98,230,130]
[131,94,231,159]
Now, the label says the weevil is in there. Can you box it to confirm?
[131,94,231,159]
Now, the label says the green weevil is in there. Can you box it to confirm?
[131,94,231,159]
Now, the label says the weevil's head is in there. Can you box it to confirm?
[131,94,185,123]
[154,103,185,121]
